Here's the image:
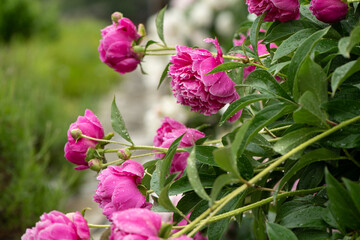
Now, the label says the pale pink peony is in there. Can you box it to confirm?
[64,109,104,170]
[246,0,300,22]
[233,31,278,80]
[154,117,205,174]
[310,0,348,23]
[110,209,192,240]
[168,38,241,120]
[93,160,152,220]
[99,17,142,74]
[21,211,90,240]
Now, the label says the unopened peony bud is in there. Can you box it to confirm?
[117,148,132,160]
[88,159,102,172]
[70,128,82,141]
[111,12,123,23]
[310,0,348,23]
[138,23,146,37]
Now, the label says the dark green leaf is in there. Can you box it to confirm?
[279,205,328,229]
[187,148,211,201]
[219,94,275,125]
[263,21,307,43]
[287,27,330,91]
[250,13,266,61]
[207,62,244,74]
[237,155,254,180]
[155,5,167,46]
[267,61,290,75]
[343,178,360,214]
[159,183,183,215]
[339,26,360,58]
[150,162,162,196]
[272,28,317,63]
[213,147,240,177]
[157,62,171,89]
[325,169,360,231]
[173,192,202,223]
[210,174,240,203]
[331,58,360,96]
[266,222,298,240]
[191,145,218,166]
[111,97,134,144]
[169,174,215,195]
[294,229,329,240]
[325,99,360,122]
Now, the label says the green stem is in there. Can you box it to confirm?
[204,139,222,145]
[145,52,176,56]
[172,115,360,238]
[347,0,360,3]
[80,134,132,147]
[258,125,291,134]
[87,224,111,228]
[146,47,176,51]
[131,152,158,159]
[101,159,125,168]
[205,187,323,224]
[128,145,186,153]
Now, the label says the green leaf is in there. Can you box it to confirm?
[287,27,330,91]
[293,54,328,104]
[272,28,317,63]
[155,5,167,46]
[150,162,162,196]
[219,94,275,125]
[325,169,360,231]
[186,145,218,166]
[169,174,215,195]
[280,205,328,229]
[159,183,183,215]
[111,97,134,144]
[213,147,240,177]
[266,222,298,240]
[245,69,292,100]
[157,62,171,89]
[237,155,254,180]
[159,133,184,188]
[293,91,328,127]
[263,21,307,43]
[331,58,360,96]
[210,174,239,204]
[299,5,329,28]
[343,179,360,215]
[186,148,211,201]
[173,192,202,223]
[232,103,297,158]
[339,25,360,58]
[250,13,266,61]
[267,61,290,76]
[274,127,321,158]
[279,148,340,189]
[207,62,244,74]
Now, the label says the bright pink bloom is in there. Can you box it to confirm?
[21,211,90,240]
[168,38,240,120]
[99,17,142,74]
[174,214,207,240]
[65,109,104,170]
[233,31,278,80]
[310,0,348,23]
[110,209,192,240]
[246,0,300,22]
[154,117,205,174]
[93,160,152,220]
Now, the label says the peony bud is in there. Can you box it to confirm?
[70,128,82,141]
[310,0,348,23]
[111,12,123,23]
[88,159,102,172]
[138,23,146,37]
[117,148,132,160]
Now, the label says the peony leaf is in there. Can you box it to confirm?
[331,58,360,96]
[210,174,239,204]
[207,62,244,75]
[111,97,134,144]
[250,13,266,62]
[157,62,171,89]
[155,5,167,46]
[213,146,240,178]
[266,223,298,240]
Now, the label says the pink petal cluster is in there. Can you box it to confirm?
[93,160,152,220]
[233,31,278,80]
[168,38,241,120]
[65,109,104,170]
[153,117,205,174]
[21,211,90,240]
[99,17,142,74]
[110,208,192,240]
[310,0,348,23]
[246,0,300,22]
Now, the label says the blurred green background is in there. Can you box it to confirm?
[0,0,160,238]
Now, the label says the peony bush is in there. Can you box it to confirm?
[23,1,360,239]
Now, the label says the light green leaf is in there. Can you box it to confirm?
[155,5,167,46]
[111,97,134,144]
[331,58,360,96]
[213,147,240,178]
[339,26,360,58]
[210,174,239,204]
[266,222,298,240]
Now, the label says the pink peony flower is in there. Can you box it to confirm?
[233,31,278,80]
[246,0,300,22]
[99,16,142,74]
[110,209,192,240]
[21,211,90,240]
[310,0,348,23]
[93,160,152,220]
[154,117,205,174]
[168,38,241,120]
[64,109,104,170]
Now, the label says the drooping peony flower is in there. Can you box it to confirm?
[21,211,90,240]
[168,38,241,120]
[110,209,193,240]
[233,31,278,80]
[310,0,348,23]
[154,117,205,174]
[98,15,142,74]
[93,160,152,220]
[65,109,104,170]
[246,0,300,22]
